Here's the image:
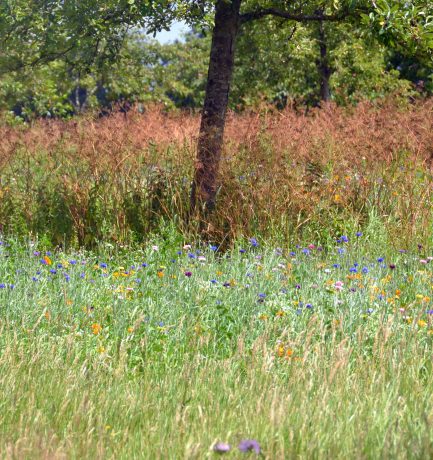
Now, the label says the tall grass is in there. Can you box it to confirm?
[1,234,433,458]
[1,99,433,247]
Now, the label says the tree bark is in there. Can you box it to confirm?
[190,0,241,214]
[317,21,331,102]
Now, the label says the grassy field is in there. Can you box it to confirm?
[1,231,433,459]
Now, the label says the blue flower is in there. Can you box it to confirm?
[0,283,5,289]
[210,245,218,251]
[341,235,349,243]
[99,263,107,269]
[356,232,363,237]
[249,238,259,247]
[239,249,246,253]
[349,267,357,273]
[362,267,369,274]
[377,257,384,263]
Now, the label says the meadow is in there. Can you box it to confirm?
[1,101,433,459]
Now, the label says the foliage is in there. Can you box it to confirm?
[2,234,433,457]
[1,102,433,247]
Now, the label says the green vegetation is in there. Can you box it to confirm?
[1,2,433,458]
[1,233,433,458]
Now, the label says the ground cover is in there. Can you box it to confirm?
[1,232,433,458]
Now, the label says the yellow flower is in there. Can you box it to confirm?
[418,320,427,328]
[259,314,268,321]
[157,271,164,278]
[334,194,343,203]
[277,345,285,357]
[275,310,285,317]
[98,346,106,354]
[127,327,134,334]
[44,311,51,320]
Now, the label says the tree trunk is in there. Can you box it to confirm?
[317,21,331,102]
[190,0,241,214]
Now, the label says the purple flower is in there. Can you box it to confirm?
[239,249,246,254]
[213,442,231,454]
[100,263,107,268]
[356,232,363,237]
[0,283,5,289]
[238,439,261,455]
[210,245,218,251]
[250,238,259,247]
[184,271,192,277]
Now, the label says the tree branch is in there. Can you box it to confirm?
[240,7,369,24]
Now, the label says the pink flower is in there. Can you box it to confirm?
[334,280,344,291]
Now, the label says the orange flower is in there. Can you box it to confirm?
[43,255,52,265]
[91,323,102,335]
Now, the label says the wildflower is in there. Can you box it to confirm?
[91,323,102,335]
[362,267,369,274]
[239,248,246,253]
[152,245,159,251]
[259,314,268,321]
[356,232,363,237]
[41,256,52,265]
[210,245,218,251]
[0,283,5,289]
[418,320,427,328]
[250,237,259,247]
[238,439,261,455]
[99,263,107,269]
[213,442,231,454]
[420,259,428,264]
[334,280,344,291]
[183,244,191,250]
[157,271,164,278]
[341,235,349,243]
[98,346,105,353]
[184,271,192,277]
